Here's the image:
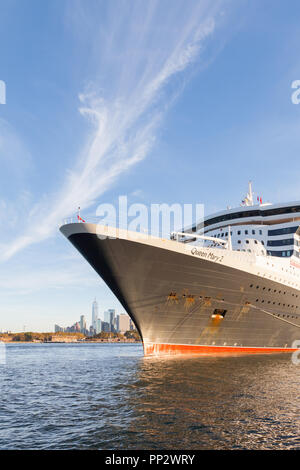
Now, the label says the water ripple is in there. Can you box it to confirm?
[0,343,299,449]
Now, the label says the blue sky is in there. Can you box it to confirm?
[1,0,300,332]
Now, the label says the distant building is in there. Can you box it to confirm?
[118,314,130,333]
[96,318,102,334]
[80,315,86,333]
[54,324,64,333]
[92,299,99,333]
[108,309,115,332]
[103,309,115,331]
[104,310,110,324]
[101,321,110,332]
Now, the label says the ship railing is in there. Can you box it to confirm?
[60,216,173,240]
[171,231,230,248]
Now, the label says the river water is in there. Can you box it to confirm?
[0,343,299,449]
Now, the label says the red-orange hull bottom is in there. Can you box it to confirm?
[144,342,297,356]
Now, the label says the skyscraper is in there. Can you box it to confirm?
[118,314,130,333]
[80,315,86,333]
[104,310,110,324]
[108,309,115,332]
[92,299,98,333]
[96,318,102,334]
[103,309,115,331]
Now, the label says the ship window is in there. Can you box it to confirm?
[268,226,298,236]
[252,230,255,234]
[237,230,241,235]
[267,238,294,247]
[225,232,228,236]
[213,309,227,317]
[238,240,241,244]
[261,241,264,245]
[268,250,293,257]
[246,240,249,244]
[259,230,262,235]
[245,230,248,234]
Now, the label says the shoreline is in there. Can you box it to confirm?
[1,340,142,344]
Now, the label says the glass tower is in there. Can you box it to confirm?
[92,299,98,332]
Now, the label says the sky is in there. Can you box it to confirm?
[1,0,300,332]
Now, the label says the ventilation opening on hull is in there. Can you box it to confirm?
[211,309,227,319]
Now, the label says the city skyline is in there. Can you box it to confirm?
[2,1,300,330]
[54,298,132,336]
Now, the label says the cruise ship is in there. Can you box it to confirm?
[60,183,300,356]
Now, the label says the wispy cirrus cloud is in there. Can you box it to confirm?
[1,0,228,261]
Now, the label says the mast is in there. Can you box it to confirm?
[247,181,254,206]
[241,181,254,206]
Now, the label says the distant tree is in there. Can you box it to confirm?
[43,335,52,342]
[24,333,33,342]
[124,330,141,340]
